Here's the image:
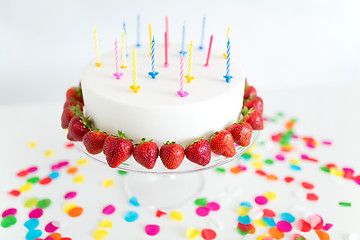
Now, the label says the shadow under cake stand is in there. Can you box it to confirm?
[75,131,259,209]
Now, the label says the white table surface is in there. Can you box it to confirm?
[1,84,360,239]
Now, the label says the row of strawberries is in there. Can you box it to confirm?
[61,80,263,170]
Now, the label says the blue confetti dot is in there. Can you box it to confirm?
[240,202,252,208]
[280,212,295,223]
[262,217,276,227]
[124,211,138,222]
[24,219,39,230]
[238,215,251,225]
[129,196,140,207]
[25,229,42,240]
[49,171,60,179]
[290,164,302,171]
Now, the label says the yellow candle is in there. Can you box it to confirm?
[94,28,101,67]
[185,41,195,83]
[149,23,152,56]
[121,30,127,68]
[130,48,140,93]
[223,26,230,59]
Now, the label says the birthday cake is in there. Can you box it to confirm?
[61,29,263,170]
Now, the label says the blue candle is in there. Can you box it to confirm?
[180,22,187,55]
[136,14,141,47]
[148,36,159,79]
[123,21,128,57]
[223,38,233,83]
[199,15,206,50]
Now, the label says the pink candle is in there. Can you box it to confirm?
[165,16,169,46]
[177,54,188,97]
[204,34,213,67]
[113,40,123,79]
[164,31,169,67]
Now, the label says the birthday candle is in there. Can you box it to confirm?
[223,26,230,58]
[177,54,189,97]
[185,41,195,83]
[180,22,186,55]
[94,29,101,67]
[130,48,140,93]
[149,24,152,56]
[199,15,206,50]
[164,31,169,67]
[148,36,159,79]
[165,16,169,46]
[136,14,141,47]
[223,38,233,83]
[204,34,213,66]
[113,40,123,79]
[121,30,127,68]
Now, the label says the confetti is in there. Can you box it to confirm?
[296,219,311,232]
[145,224,160,236]
[2,208,17,218]
[102,205,116,215]
[124,211,138,222]
[315,230,330,240]
[65,142,74,148]
[248,206,264,220]
[237,206,250,216]
[29,208,43,218]
[322,223,333,231]
[24,218,40,230]
[44,150,55,157]
[39,177,52,185]
[264,192,277,201]
[27,177,40,184]
[45,221,60,233]
[215,168,226,173]
[156,210,167,217]
[284,176,295,183]
[129,196,140,207]
[64,191,77,199]
[169,210,184,221]
[8,189,20,197]
[102,179,114,188]
[263,217,276,227]
[63,202,77,213]
[201,228,217,240]
[49,172,60,179]
[77,158,88,165]
[194,198,208,207]
[93,229,108,240]
[291,233,306,240]
[279,212,295,223]
[117,170,128,175]
[28,141,37,148]
[47,232,62,240]
[1,215,17,228]
[237,222,253,232]
[301,181,314,190]
[25,229,42,240]
[268,226,284,239]
[339,202,351,207]
[253,219,268,227]
[277,220,292,232]
[68,207,83,217]
[98,219,113,228]
[275,154,285,161]
[263,209,276,218]
[207,202,220,211]
[37,198,52,209]
[73,175,85,183]
[196,207,210,217]
[238,216,251,225]
[186,227,201,239]
[17,169,29,177]
[310,215,323,229]
[19,182,33,192]
[306,193,319,201]
[67,167,78,174]
[254,196,268,205]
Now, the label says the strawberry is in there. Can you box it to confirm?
[209,130,236,157]
[61,105,83,129]
[241,107,264,130]
[245,77,249,89]
[244,86,257,100]
[67,116,91,141]
[63,99,83,110]
[160,141,185,170]
[227,122,253,147]
[82,131,108,155]
[243,96,263,114]
[66,86,83,103]
[103,131,134,168]
[185,139,211,166]
[133,138,159,169]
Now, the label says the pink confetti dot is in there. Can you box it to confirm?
[145,224,160,236]
[2,208,17,218]
[254,196,268,205]
[275,154,285,161]
[322,223,333,231]
[29,208,43,219]
[196,207,210,217]
[103,205,116,215]
[45,221,60,233]
[28,166,38,173]
[58,161,69,167]
[277,220,292,232]
[64,192,77,199]
[322,140,332,145]
[206,202,220,211]
[301,154,309,160]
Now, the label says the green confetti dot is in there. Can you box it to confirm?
[194,198,208,207]
[264,159,274,165]
[27,177,40,184]
[118,170,128,175]
[241,153,252,160]
[320,166,330,173]
[295,237,306,240]
[215,168,226,173]
[277,112,284,117]
[270,118,277,122]
[36,198,51,209]
[339,202,351,207]
[24,197,38,208]
[1,215,17,228]
[259,141,266,145]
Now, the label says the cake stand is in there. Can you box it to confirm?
[75,131,259,209]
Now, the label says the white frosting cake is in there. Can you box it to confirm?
[81,44,245,146]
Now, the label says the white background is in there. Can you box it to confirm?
[1,0,360,104]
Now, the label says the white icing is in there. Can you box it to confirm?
[81,44,245,146]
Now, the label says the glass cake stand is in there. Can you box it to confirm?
[75,131,259,209]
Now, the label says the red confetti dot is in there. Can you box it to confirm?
[354,175,360,185]
[296,219,311,232]
[237,222,253,232]
[61,238,72,240]
[17,170,29,177]
[306,193,319,201]
[301,181,314,190]
[39,177,52,185]
[326,163,337,169]
[8,190,20,197]
[305,157,319,163]
[201,228,217,240]
[263,209,276,218]
[156,210,166,217]
[284,176,295,183]
[255,170,267,176]
[65,142,74,148]
[271,134,282,142]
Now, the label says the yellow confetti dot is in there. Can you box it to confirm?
[252,154,262,161]
[330,167,344,177]
[186,227,201,239]
[19,182,33,192]
[24,197,38,208]
[252,162,263,169]
[253,219,268,227]
[98,219,113,228]
[237,206,250,216]
[169,210,184,221]
[282,145,293,151]
[290,159,301,165]
[256,234,270,240]
[63,202,78,213]
[27,141,37,148]
[44,150,55,157]
[77,158,88,165]
[73,175,85,183]
[246,144,256,153]
[93,229,108,240]
[264,192,277,201]
[102,179,114,188]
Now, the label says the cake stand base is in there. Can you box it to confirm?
[124,173,205,210]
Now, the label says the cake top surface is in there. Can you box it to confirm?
[81,44,245,108]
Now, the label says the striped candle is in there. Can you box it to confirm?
[130,48,140,93]
[223,38,233,83]
[204,34,213,66]
[185,41,195,83]
[177,53,189,97]
[121,31,127,68]
[113,40,123,79]
[148,36,158,79]
[94,28,101,67]
[223,26,230,58]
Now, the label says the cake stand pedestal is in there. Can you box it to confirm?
[75,131,259,209]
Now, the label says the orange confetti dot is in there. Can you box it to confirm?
[230,166,242,174]
[285,121,294,130]
[249,226,256,234]
[68,207,83,217]
[281,145,293,152]
[315,230,330,240]
[266,174,279,181]
[268,227,284,239]
[48,233,62,240]
[67,167,78,174]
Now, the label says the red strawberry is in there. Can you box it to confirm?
[63,99,83,110]
[227,122,253,147]
[61,105,83,129]
[160,141,185,170]
[185,139,211,166]
[67,116,91,141]
[103,131,133,168]
[66,86,83,103]
[245,77,249,89]
[243,96,263,114]
[209,130,236,157]
[82,131,108,155]
[241,107,264,130]
[244,86,257,100]
[133,138,159,169]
